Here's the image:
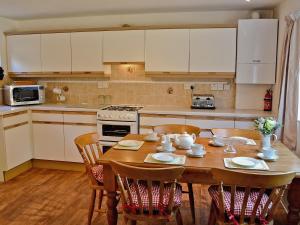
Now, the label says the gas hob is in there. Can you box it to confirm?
[97,105,143,121]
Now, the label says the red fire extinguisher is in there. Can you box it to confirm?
[264,89,272,111]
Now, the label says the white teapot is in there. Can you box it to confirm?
[175,132,196,149]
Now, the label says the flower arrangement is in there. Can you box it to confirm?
[254,117,280,135]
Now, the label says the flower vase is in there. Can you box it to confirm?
[261,133,277,149]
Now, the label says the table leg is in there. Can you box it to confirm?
[104,164,118,225]
[107,191,118,225]
[287,178,300,225]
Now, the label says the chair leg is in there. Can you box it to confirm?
[98,190,104,210]
[88,189,96,225]
[188,183,195,223]
[208,203,216,225]
[175,209,183,225]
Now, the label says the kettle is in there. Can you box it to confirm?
[175,132,196,149]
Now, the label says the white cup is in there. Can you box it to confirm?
[262,147,277,159]
[162,142,173,152]
[212,135,223,145]
[191,144,204,155]
[146,132,158,140]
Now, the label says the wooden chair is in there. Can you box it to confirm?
[154,124,201,136]
[211,128,261,140]
[110,160,185,225]
[153,124,201,223]
[74,132,105,225]
[208,168,296,225]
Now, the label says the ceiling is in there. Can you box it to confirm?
[0,0,284,20]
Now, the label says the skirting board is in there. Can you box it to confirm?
[3,160,33,182]
[32,159,85,172]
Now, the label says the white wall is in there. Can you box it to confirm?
[12,10,274,31]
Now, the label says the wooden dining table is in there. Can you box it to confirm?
[98,134,300,225]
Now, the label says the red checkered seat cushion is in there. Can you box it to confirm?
[91,165,104,184]
[124,180,182,215]
[209,185,271,217]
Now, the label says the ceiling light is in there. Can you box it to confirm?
[245,0,251,2]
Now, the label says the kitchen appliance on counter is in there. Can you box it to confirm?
[97,105,143,153]
[3,84,45,106]
[191,94,215,109]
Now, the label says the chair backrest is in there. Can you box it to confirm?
[74,132,103,184]
[211,128,261,140]
[154,124,201,136]
[110,160,185,216]
[211,168,295,224]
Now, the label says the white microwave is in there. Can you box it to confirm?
[3,85,45,106]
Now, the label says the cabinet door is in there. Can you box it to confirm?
[237,19,278,64]
[33,123,65,161]
[4,123,32,170]
[71,32,104,72]
[186,118,234,129]
[145,29,189,72]
[234,121,255,129]
[41,33,71,72]
[190,28,236,72]
[7,34,41,72]
[103,30,145,63]
[236,63,276,84]
[64,124,97,163]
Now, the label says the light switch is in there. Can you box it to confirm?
[224,84,231,90]
[210,84,218,91]
[217,83,224,90]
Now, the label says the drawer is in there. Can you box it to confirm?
[186,118,234,129]
[63,111,97,124]
[3,111,29,127]
[32,110,63,122]
[140,115,185,126]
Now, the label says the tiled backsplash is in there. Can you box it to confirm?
[41,65,236,108]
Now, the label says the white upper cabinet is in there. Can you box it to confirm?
[236,19,278,84]
[190,28,236,72]
[7,34,41,73]
[145,29,189,72]
[103,30,145,63]
[71,32,104,72]
[237,19,278,64]
[41,33,71,72]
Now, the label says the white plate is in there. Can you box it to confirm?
[186,150,206,158]
[156,146,176,152]
[144,137,160,142]
[257,153,279,162]
[118,140,140,147]
[152,153,175,162]
[231,157,258,168]
[208,140,225,147]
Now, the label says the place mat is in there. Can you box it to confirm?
[144,153,186,165]
[113,141,144,151]
[224,158,270,171]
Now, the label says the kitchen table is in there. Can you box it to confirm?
[98,134,300,225]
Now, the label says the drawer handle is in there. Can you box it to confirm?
[252,60,261,63]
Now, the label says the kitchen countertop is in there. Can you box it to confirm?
[0,104,275,118]
[139,106,275,118]
[0,104,102,115]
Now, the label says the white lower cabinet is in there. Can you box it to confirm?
[186,118,235,129]
[64,124,96,162]
[33,123,65,161]
[4,123,32,170]
[234,121,255,129]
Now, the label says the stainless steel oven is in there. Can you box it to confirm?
[97,120,138,142]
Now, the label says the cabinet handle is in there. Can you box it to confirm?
[252,60,261,63]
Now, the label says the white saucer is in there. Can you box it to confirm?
[156,146,176,153]
[144,137,160,142]
[257,153,279,162]
[186,150,206,158]
[208,140,225,147]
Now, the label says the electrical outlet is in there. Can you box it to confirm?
[224,84,231,90]
[217,83,224,91]
[210,84,218,91]
[102,81,109,88]
[97,81,103,88]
